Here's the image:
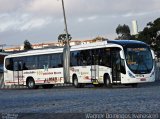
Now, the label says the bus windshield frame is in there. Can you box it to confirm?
[124,46,153,74]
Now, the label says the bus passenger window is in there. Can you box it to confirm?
[120,59,126,74]
[5,58,13,70]
[23,63,28,70]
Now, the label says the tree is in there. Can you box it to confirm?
[58,33,72,45]
[92,36,107,42]
[116,24,131,39]
[138,18,160,53]
[24,40,33,50]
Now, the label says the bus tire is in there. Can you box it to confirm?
[42,84,54,89]
[104,75,112,88]
[73,75,81,88]
[26,78,38,89]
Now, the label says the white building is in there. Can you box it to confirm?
[4,38,106,52]
[132,20,138,35]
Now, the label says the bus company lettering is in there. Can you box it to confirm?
[44,77,63,83]
[81,72,89,75]
[37,71,43,75]
[37,71,54,75]
[43,72,53,75]
[24,71,36,74]
[54,72,61,74]
[70,68,79,72]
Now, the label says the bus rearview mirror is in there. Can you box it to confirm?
[120,50,125,59]
[151,50,155,59]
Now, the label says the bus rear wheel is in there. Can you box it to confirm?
[104,75,112,88]
[27,78,39,89]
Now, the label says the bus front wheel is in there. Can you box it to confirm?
[73,76,82,88]
[27,78,39,89]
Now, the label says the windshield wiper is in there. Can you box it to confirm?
[135,55,149,73]
[135,55,141,74]
[142,61,149,73]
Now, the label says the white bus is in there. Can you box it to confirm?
[4,40,155,89]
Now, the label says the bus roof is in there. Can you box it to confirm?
[5,40,148,58]
[0,52,10,56]
[70,40,147,51]
[107,40,147,47]
[5,48,63,58]
[71,40,121,51]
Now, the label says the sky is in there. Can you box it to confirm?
[0,0,160,47]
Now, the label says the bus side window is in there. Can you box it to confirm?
[23,63,28,70]
[99,48,111,67]
[13,62,18,71]
[5,58,13,70]
[120,59,126,74]
[91,49,99,65]
[49,53,62,68]
[17,61,23,71]
[70,51,76,66]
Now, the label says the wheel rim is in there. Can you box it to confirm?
[74,78,78,86]
[104,76,110,87]
[28,80,34,88]
[106,78,110,85]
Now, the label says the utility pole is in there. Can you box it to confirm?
[0,44,6,52]
[61,0,70,83]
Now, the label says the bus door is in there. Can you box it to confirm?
[91,65,99,81]
[111,48,121,83]
[91,50,99,84]
[13,61,23,85]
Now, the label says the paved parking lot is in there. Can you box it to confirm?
[0,64,160,119]
[0,81,160,119]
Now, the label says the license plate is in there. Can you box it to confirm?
[140,78,146,81]
[136,74,144,77]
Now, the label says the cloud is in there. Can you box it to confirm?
[77,18,84,23]
[25,0,62,16]
[0,13,52,32]
[77,16,97,23]
[87,16,97,20]
[122,10,160,17]
[19,17,52,31]
[0,0,160,46]
[0,0,160,19]
[64,0,160,17]
[0,0,30,13]
[0,0,160,16]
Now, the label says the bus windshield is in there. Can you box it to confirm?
[125,47,153,74]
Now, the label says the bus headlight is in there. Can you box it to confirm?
[128,71,135,78]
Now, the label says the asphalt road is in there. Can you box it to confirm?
[0,81,160,119]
